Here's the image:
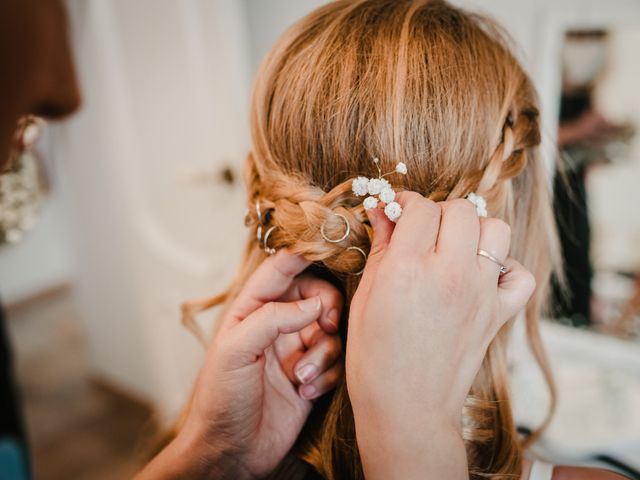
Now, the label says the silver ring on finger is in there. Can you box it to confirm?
[477,249,508,275]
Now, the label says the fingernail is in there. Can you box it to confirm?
[297,296,321,312]
[327,308,338,329]
[295,364,317,384]
[300,384,316,399]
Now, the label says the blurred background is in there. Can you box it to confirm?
[0,0,639,478]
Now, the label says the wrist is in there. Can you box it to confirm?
[355,413,468,480]
[172,422,251,480]
[137,422,250,480]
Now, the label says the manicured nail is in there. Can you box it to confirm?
[297,296,321,312]
[327,308,338,329]
[300,384,316,399]
[295,364,317,384]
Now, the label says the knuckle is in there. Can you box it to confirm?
[483,217,511,238]
[260,301,279,318]
[369,242,386,258]
[400,191,424,203]
[449,197,476,214]
[397,191,426,211]
[423,198,441,215]
[417,197,441,220]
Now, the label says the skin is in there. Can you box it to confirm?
[137,252,344,480]
[347,193,535,479]
[347,192,628,480]
[0,2,628,479]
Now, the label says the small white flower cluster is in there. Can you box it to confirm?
[351,158,408,222]
[465,192,488,217]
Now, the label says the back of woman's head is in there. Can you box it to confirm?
[234,0,559,477]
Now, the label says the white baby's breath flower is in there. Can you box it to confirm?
[395,162,408,175]
[384,201,402,222]
[352,176,370,197]
[379,186,396,204]
[466,192,488,217]
[363,196,378,210]
[367,178,384,195]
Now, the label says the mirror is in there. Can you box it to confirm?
[552,27,639,339]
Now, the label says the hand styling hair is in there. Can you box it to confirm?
[183,1,561,478]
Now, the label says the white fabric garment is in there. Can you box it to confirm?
[529,461,555,480]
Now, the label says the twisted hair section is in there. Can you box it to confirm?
[245,155,372,275]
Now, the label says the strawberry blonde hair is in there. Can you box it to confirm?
[183,1,561,477]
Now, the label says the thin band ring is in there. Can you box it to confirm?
[346,246,367,276]
[477,249,508,275]
[320,213,351,243]
[263,226,277,255]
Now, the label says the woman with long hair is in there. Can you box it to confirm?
[141,1,627,478]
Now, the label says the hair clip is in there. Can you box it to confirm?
[346,246,367,275]
[465,192,488,217]
[262,225,277,255]
[320,212,351,243]
[352,157,407,222]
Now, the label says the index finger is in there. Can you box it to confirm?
[292,275,343,334]
[389,191,441,256]
[229,249,311,322]
[436,198,479,257]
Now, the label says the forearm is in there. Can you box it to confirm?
[356,417,469,480]
[136,427,249,480]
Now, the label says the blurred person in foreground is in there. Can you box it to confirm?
[0,1,79,478]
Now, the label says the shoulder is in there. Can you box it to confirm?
[552,466,629,480]
[523,460,629,480]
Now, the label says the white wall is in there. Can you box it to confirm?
[58,0,253,416]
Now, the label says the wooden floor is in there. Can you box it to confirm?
[6,286,158,480]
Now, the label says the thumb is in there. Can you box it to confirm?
[225,296,322,368]
[367,207,394,258]
[359,207,394,292]
[497,258,536,324]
